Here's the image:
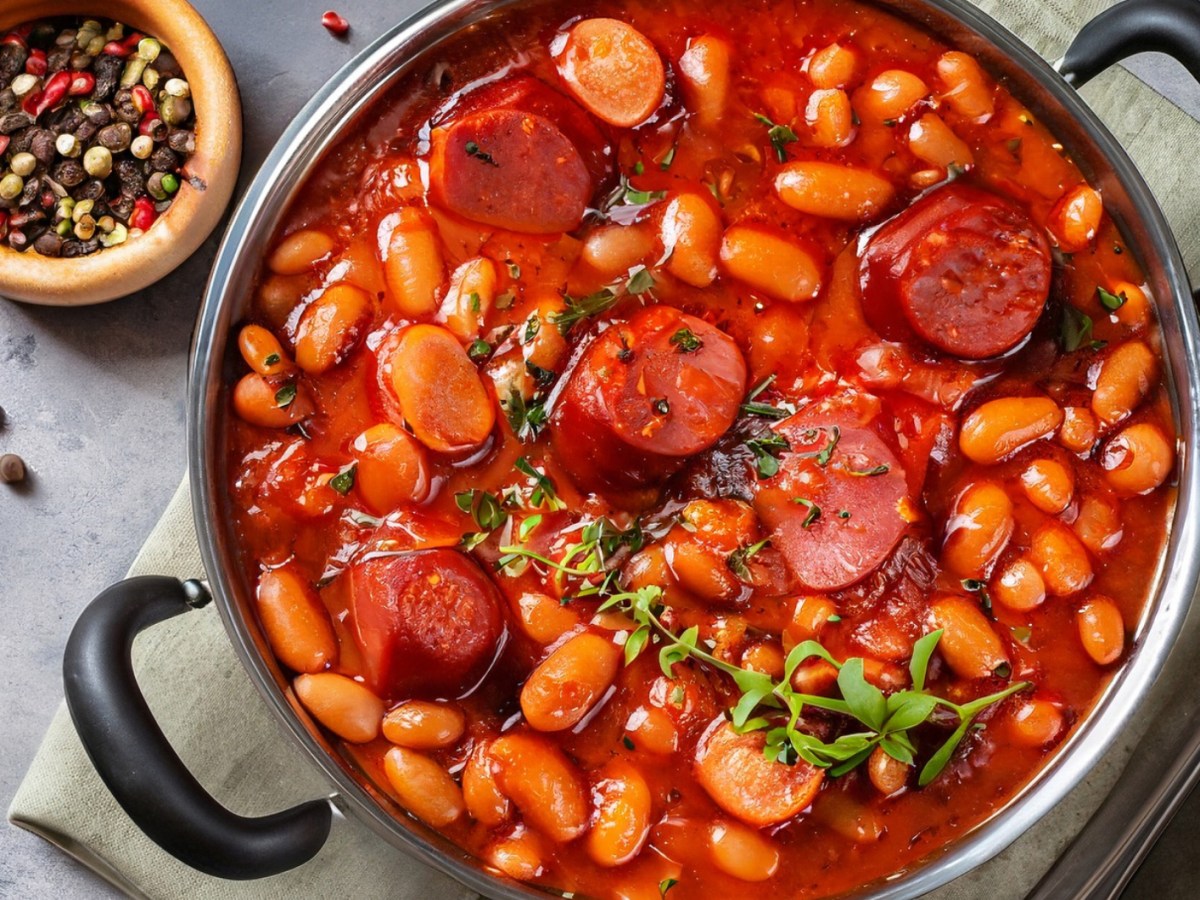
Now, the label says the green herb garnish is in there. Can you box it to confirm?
[747,432,791,478]
[329,464,356,496]
[555,288,619,335]
[669,327,703,353]
[627,266,655,295]
[606,587,1030,784]
[502,390,548,441]
[792,497,821,527]
[467,339,491,362]
[1097,286,1127,312]
[727,538,770,581]
[274,383,297,408]
[464,140,498,166]
[754,113,799,162]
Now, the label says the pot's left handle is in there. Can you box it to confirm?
[1059,0,1200,87]
[62,575,332,880]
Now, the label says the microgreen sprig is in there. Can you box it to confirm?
[598,586,1029,785]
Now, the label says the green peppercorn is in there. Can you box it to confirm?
[161,173,180,194]
[120,57,147,89]
[71,199,94,223]
[56,218,72,237]
[137,38,161,62]
[142,67,159,91]
[83,146,113,178]
[86,34,105,56]
[0,173,24,201]
[9,152,36,177]
[100,222,128,247]
[164,78,190,99]
[130,135,154,159]
[97,215,115,233]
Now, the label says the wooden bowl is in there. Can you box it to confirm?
[0,0,241,305]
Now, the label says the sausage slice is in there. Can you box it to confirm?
[350,549,506,700]
[860,182,1051,359]
[755,414,911,591]
[429,107,592,234]
[552,305,747,495]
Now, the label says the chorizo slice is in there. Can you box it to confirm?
[349,549,506,701]
[694,718,824,827]
[860,182,1051,360]
[551,305,747,495]
[755,415,911,591]
[428,107,593,234]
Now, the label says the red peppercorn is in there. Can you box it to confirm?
[25,49,46,76]
[0,136,9,157]
[0,211,8,240]
[138,113,165,138]
[322,10,350,35]
[1,31,26,49]
[22,70,70,118]
[130,197,157,231]
[121,31,145,51]
[68,72,95,97]
[131,84,154,114]
[102,40,131,57]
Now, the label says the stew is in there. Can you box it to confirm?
[226,0,1177,896]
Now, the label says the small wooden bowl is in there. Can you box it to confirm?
[0,0,241,305]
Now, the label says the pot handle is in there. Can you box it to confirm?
[62,575,332,879]
[1060,0,1200,87]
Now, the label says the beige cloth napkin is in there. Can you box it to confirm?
[10,1,1200,897]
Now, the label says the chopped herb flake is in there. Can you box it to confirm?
[263,353,281,366]
[746,432,791,478]
[754,113,799,162]
[467,339,491,362]
[464,140,498,166]
[626,266,655,295]
[1098,286,1127,312]
[274,382,297,408]
[669,327,703,353]
[659,145,677,170]
[793,497,822,527]
[329,464,356,496]
[555,288,619,334]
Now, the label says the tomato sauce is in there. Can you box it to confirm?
[225,0,1177,896]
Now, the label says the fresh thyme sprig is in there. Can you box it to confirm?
[595,586,1029,785]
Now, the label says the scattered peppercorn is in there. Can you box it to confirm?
[0,452,25,483]
[322,11,351,36]
[0,17,196,257]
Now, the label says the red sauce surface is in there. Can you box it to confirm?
[225,1,1177,896]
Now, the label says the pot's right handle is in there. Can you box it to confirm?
[1060,0,1200,87]
[63,575,332,879]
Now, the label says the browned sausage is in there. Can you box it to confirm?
[754,413,911,591]
[350,549,506,700]
[551,305,747,496]
[860,182,1051,359]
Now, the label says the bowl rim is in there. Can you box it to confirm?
[189,1,1200,898]
[0,0,241,306]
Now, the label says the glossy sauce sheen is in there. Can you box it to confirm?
[226,1,1176,897]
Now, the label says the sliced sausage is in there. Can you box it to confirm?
[349,549,506,701]
[436,75,611,183]
[694,717,824,827]
[551,305,747,495]
[754,413,911,591]
[860,182,1051,360]
[429,107,592,234]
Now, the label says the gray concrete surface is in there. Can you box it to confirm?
[0,1,1197,897]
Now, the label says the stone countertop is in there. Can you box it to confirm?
[1,2,1198,897]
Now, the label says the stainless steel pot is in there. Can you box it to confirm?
[62,0,1200,896]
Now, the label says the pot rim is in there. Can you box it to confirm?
[189,1,1200,897]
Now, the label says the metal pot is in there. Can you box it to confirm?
[62,0,1200,896]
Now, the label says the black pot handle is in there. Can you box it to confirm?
[62,575,332,880]
[1060,0,1200,87]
